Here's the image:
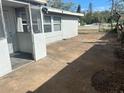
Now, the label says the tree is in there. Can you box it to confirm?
[80,10,111,25]
[47,0,74,11]
[61,2,74,11]
[110,0,115,30]
[48,0,62,8]
[77,4,81,13]
[109,0,124,13]
[81,2,93,24]
[88,2,93,16]
[115,0,124,12]
[109,0,124,30]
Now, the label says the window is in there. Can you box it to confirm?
[53,17,61,31]
[22,11,28,32]
[16,8,30,32]
[0,4,5,38]
[31,8,42,33]
[44,16,52,33]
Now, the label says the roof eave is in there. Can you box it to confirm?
[42,7,84,17]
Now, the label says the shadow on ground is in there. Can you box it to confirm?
[26,32,124,93]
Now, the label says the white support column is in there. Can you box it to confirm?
[51,16,54,32]
[40,8,45,33]
[0,39,12,77]
[0,0,12,77]
[28,4,35,60]
[0,0,6,38]
[28,4,34,35]
[29,5,47,61]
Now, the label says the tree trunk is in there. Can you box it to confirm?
[111,0,114,30]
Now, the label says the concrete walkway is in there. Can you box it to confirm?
[0,32,119,93]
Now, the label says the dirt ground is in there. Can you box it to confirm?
[0,32,123,93]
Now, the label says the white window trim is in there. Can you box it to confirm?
[44,22,51,25]
[43,15,62,33]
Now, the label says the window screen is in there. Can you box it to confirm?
[31,8,42,33]
[16,8,30,33]
[44,16,52,33]
[53,17,61,31]
[44,25,51,32]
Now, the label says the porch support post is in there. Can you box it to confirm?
[28,5,47,61]
[51,16,54,32]
[0,0,12,77]
[40,7,45,33]
[0,0,6,38]
[28,4,34,35]
[27,4,36,61]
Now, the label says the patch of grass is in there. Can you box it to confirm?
[99,28,111,32]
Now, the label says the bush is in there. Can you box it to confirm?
[111,28,117,33]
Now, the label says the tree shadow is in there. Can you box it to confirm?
[91,68,124,93]
[91,32,124,93]
[26,32,122,93]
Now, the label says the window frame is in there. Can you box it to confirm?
[31,7,42,33]
[21,10,29,32]
[43,15,52,33]
[53,16,61,31]
[16,8,31,33]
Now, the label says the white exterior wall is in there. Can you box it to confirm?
[44,15,63,44]
[0,39,12,77]
[45,31,63,44]
[33,33,47,61]
[45,15,79,44]
[62,16,79,39]
[17,32,33,54]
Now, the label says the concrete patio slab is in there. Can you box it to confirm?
[10,52,33,69]
[0,32,120,93]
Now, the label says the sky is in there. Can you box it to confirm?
[63,0,111,12]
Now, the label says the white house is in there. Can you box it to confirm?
[0,0,83,77]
